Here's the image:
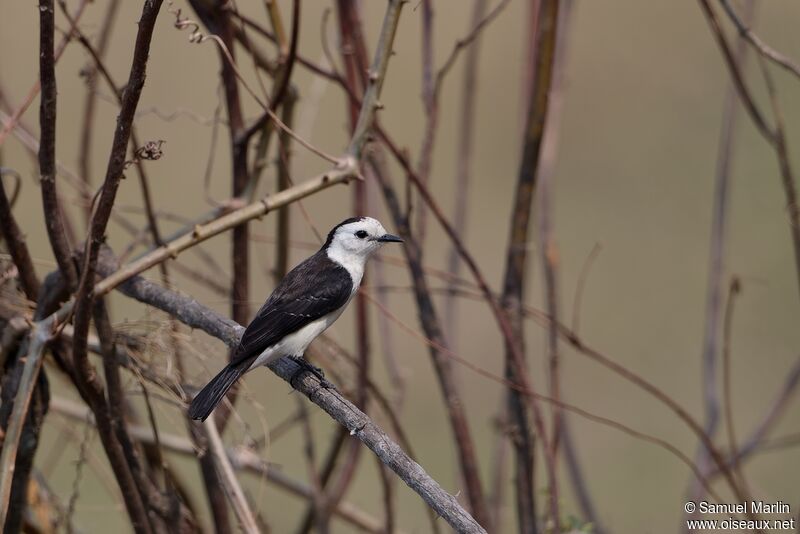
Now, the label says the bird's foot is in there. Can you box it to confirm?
[288,356,335,390]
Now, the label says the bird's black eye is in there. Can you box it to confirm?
[355,230,368,239]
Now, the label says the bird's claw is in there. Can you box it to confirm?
[288,356,336,390]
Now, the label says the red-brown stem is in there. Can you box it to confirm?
[76,0,120,225]
[414,0,436,242]
[686,0,751,515]
[69,2,165,531]
[0,175,40,300]
[38,0,77,290]
[375,165,490,527]
[722,277,743,485]
[443,0,487,351]
[695,0,774,144]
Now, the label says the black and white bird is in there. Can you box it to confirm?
[188,216,402,421]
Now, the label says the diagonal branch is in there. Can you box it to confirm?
[720,0,800,81]
[94,249,486,533]
[695,0,775,144]
[0,171,40,300]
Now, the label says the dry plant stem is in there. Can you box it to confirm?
[708,356,800,479]
[487,406,509,532]
[0,110,142,240]
[68,2,165,532]
[720,0,800,81]
[444,0,487,349]
[344,0,404,160]
[395,280,751,507]
[367,286,727,500]
[203,418,259,534]
[722,278,743,485]
[98,261,723,513]
[566,334,755,516]
[296,399,327,534]
[0,0,88,148]
[375,167,490,527]
[51,397,395,534]
[0,177,40,299]
[414,0,435,241]
[192,0,253,428]
[537,0,574,464]
[228,10,338,81]
[39,0,78,290]
[695,0,775,144]
[96,263,485,532]
[0,325,50,527]
[142,0,397,256]
[275,94,296,281]
[77,0,121,223]
[759,57,800,300]
[535,4,603,532]
[72,0,165,370]
[366,158,406,408]
[377,127,552,522]
[95,167,356,299]
[501,0,560,531]
[91,301,191,529]
[304,5,373,531]
[688,1,750,510]
[316,330,441,534]
[236,0,300,148]
[434,0,511,94]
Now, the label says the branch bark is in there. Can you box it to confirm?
[501,1,560,531]
[38,0,77,289]
[94,248,486,533]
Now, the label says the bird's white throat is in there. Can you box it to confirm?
[326,245,366,290]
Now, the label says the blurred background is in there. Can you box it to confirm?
[1,0,799,532]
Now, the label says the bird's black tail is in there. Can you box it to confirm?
[188,364,246,421]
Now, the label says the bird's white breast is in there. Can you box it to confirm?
[248,247,365,371]
[325,247,365,291]
[250,306,348,369]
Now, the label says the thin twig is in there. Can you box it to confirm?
[38,0,78,289]
[687,0,751,514]
[0,0,89,147]
[758,54,800,301]
[76,0,121,224]
[720,0,800,81]
[434,0,511,95]
[695,0,775,144]
[501,0,561,530]
[51,396,397,534]
[374,159,490,525]
[203,418,259,534]
[0,172,40,300]
[345,0,405,160]
[444,0,487,350]
[0,320,53,524]
[102,258,485,531]
[721,277,743,485]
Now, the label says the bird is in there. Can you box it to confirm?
[188,216,403,421]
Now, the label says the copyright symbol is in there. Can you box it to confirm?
[684,501,696,513]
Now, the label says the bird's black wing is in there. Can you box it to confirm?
[230,251,353,367]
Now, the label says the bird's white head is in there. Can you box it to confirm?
[324,217,402,267]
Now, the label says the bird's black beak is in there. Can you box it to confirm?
[376,233,403,243]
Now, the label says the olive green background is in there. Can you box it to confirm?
[1,0,799,532]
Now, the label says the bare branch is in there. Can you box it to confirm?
[202,418,259,533]
[695,0,775,144]
[96,249,486,533]
[0,171,40,300]
[720,0,800,81]
[38,0,78,289]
